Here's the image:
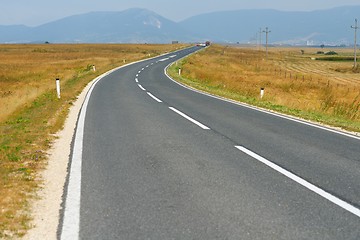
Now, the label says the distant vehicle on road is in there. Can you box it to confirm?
[196,41,211,47]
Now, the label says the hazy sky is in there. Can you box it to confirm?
[2,0,360,26]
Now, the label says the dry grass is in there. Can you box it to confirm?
[0,43,187,238]
[169,44,360,131]
[0,44,184,122]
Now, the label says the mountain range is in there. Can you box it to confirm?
[0,7,359,45]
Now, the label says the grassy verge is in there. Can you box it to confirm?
[0,43,188,238]
[168,45,360,132]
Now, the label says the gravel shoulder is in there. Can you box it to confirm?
[23,80,94,240]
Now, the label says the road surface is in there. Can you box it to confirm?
[60,46,360,239]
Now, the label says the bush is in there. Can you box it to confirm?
[324,51,338,55]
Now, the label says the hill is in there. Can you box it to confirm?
[0,8,198,43]
[0,6,360,44]
[179,6,360,45]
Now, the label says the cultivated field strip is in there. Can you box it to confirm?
[275,58,360,86]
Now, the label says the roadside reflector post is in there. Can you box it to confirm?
[260,87,265,99]
[178,68,181,76]
[56,78,61,99]
[92,65,96,72]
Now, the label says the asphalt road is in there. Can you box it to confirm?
[60,46,360,239]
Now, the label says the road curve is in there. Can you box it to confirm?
[60,46,360,240]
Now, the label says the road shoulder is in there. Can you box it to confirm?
[23,79,93,240]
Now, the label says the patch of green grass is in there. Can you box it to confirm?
[316,56,357,61]
[6,153,20,162]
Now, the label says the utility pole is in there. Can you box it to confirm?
[258,28,262,51]
[263,27,271,59]
[351,19,358,68]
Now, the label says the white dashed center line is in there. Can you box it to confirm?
[147,92,163,103]
[235,146,360,218]
[137,84,146,91]
[169,107,210,130]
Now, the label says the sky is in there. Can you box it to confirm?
[2,0,360,26]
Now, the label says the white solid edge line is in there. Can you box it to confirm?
[147,92,163,103]
[164,64,360,141]
[60,46,196,239]
[235,146,360,218]
[138,84,146,91]
[169,107,210,130]
[60,74,102,240]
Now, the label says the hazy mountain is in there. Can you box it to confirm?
[0,6,359,45]
[0,8,198,43]
[0,25,32,43]
[179,6,360,45]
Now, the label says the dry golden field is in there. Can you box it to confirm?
[0,43,187,238]
[0,44,185,123]
[169,44,360,131]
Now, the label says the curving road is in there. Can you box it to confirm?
[60,46,360,239]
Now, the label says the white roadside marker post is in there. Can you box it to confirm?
[56,78,61,99]
[178,68,181,76]
[260,87,265,99]
[92,65,96,72]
